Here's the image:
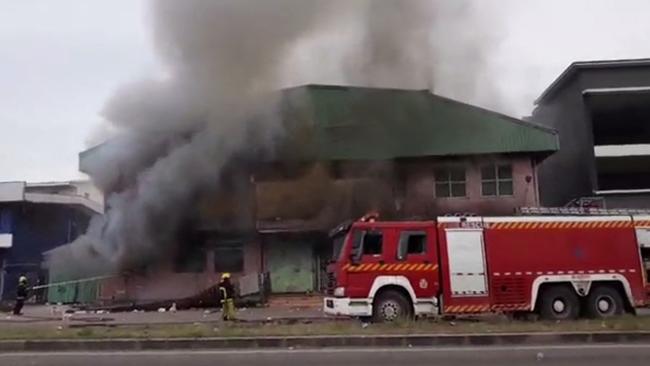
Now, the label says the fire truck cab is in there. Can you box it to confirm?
[324,212,650,322]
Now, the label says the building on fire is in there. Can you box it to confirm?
[73,85,558,304]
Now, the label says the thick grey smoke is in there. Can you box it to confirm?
[344,0,434,88]
[65,0,501,275]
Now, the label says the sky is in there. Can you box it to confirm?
[1,0,650,182]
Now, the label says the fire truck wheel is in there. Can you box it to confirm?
[372,290,412,322]
[585,286,624,318]
[539,286,580,321]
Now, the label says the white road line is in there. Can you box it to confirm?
[2,343,650,357]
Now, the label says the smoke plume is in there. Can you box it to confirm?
[66,0,501,275]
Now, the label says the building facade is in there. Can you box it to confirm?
[0,181,103,302]
[531,58,650,207]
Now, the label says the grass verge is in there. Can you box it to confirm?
[1,315,650,340]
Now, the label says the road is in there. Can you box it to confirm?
[2,344,650,366]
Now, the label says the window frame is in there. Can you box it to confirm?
[481,164,514,197]
[361,230,384,256]
[213,241,244,273]
[174,247,207,274]
[396,230,428,261]
[434,165,467,198]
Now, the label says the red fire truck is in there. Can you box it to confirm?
[324,209,650,322]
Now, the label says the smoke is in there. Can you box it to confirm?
[64,0,503,276]
[340,1,434,88]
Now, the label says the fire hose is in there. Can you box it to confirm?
[30,275,115,290]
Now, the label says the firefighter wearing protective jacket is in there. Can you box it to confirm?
[13,276,28,316]
[218,273,236,321]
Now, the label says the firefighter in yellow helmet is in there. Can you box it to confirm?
[218,273,236,321]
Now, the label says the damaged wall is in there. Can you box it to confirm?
[98,239,260,303]
[255,161,397,231]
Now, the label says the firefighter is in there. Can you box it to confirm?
[218,273,236,321]
[13,275,28,316]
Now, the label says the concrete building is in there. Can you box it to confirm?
[0,181,103,302]
[79,85,559,304]
[531,58,650,207]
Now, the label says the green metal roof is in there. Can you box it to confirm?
[279,85,559,161]
[79,85,560,169]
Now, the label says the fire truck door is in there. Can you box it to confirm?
[445,229,488,296]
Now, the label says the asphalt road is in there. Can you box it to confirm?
[2,344,650,366]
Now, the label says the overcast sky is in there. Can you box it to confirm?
[1,0,650,182]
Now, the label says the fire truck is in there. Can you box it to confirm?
[324,208,650,322]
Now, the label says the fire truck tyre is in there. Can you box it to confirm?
[372,290,412,323]
[539,286,580,321]
[585,286,624,318]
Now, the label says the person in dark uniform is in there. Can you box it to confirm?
[13,276,28,316]
[218,273,236,321]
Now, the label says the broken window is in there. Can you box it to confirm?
[214,241,244,273]
[397,231,427,260]
[362,231,383,256]
[174,247,206,273]
[481,164,513,196]
[434,166,466,198]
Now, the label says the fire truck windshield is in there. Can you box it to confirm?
[331,235,346,262]
[329,220,353,262]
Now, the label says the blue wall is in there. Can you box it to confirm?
[0,203,91,301]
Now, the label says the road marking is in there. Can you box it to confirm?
[3,343,650,357]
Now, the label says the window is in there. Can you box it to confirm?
[397,231,427,260]
[481,164,513,196]
[214,241,244,273]
[361,231,383,255]
[174,247,206,273]
[0,209,13,233]
[434,166,466,198]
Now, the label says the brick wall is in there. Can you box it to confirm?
[403,156,538,217]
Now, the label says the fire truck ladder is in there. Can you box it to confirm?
[518,207,650,216]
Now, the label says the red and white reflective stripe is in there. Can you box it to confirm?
[491,269,639,277]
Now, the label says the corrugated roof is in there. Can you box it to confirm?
[280,85,559,161]
[79,85,560,168]
[536,58,650,105]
